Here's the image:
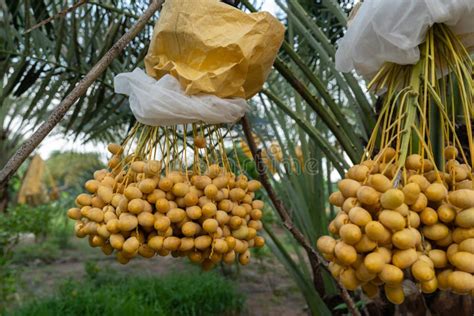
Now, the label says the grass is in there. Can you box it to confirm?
[8,265,245,316]
[11,241,61,264]
[10,222,76,265]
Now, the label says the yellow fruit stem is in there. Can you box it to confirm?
[393,62,422,181]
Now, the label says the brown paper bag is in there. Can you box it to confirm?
[145,0,285,99]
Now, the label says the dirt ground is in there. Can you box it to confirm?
[15,239,308,316]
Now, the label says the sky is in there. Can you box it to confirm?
[37,134,105,159]
[260,0,279,15]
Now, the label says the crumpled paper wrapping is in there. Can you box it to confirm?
[145,0,285,99]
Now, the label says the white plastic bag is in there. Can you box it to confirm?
[114,69,249,126]
[335,0,474,79]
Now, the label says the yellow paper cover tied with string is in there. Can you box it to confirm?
[144,0,285,99]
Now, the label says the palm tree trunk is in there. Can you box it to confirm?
[0,180,9,212]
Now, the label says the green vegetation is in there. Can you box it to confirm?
[11,241,61,264]
[0,203,63,241]
[0,202,72,309]
[9,267,245,316]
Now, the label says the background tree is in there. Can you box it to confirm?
[0,0,158,210]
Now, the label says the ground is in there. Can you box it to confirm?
[13,238,307,316]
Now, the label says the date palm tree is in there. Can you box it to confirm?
[0,0,154,209]
[4,1,465,315]
[0,1,368,313]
